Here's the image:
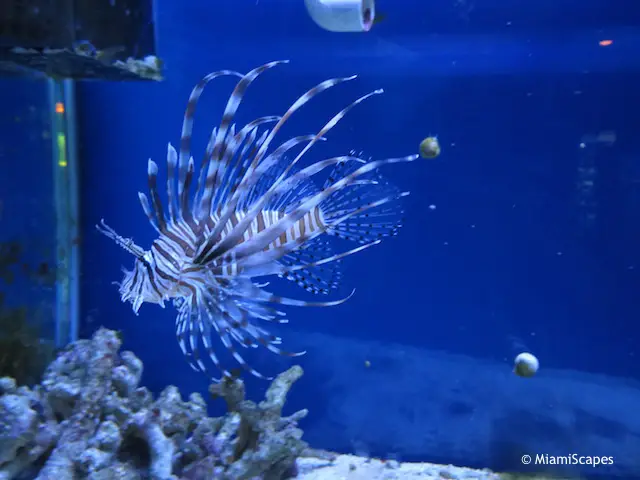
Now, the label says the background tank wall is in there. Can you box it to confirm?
[0,76,57,385]
[76,0,640,477]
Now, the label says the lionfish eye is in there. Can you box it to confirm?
[137,255,151,269]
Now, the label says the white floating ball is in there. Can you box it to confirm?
[514,352,539,378]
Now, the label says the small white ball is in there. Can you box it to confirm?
[514,352,539,378]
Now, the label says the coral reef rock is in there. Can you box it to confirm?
[0,327,307,480]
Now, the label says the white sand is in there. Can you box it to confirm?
[296,454,504,480]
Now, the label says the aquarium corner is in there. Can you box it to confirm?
[0,0,162,81]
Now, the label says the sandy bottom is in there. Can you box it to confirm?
[296,454,503,480]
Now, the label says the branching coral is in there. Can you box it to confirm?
[0,328,308,480]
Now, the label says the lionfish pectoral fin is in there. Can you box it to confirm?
[253,286,356,307]
[273,241,380,287]
[319,158,414,244]
[175,289,288,382]
[175,298,224,383]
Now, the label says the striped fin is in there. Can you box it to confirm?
[278,238,342,295]
[321,161,406,244]
[218,154,417,265]
[225,236,342,295]
[199,73,358,262]
[208,116,281,211]
[263,214,343,295]
[151,144,202,257]
[210,116,280,212]
[175,300,223,382]
[175,280,346,381]
[238,135,326,212]
[192,127,216,212]
[223,277,355,308]
[165,142,178,222]
[245,283,355,307]
[202,206,343,295]
[178,69,243,202]
[137,192,161,234]
[234,302,287,324]
[259,89,384,193]
[215,184,403,278]
[146,159,167,232]
[194,156,360,265]
[220,129,270,211]
[236,240,380,280]
[236,188,410,274]
[196,61,288,220]
[180,157,196,225]
[208,88,382,244]
[194,88,385,265]
[177,69,248,226]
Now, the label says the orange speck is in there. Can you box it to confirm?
[55,102,65,114]
[599,39,613,47]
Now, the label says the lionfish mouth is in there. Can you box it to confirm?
[99,60,420,382]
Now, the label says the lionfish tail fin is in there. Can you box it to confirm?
[319,160,409,244]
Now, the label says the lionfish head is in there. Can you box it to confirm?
[119,254,165,314]
[96,219,165,314]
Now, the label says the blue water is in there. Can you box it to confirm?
[34,0,640,477]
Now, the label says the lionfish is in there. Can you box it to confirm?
[98,60,420,382]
